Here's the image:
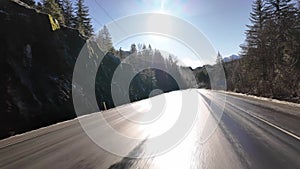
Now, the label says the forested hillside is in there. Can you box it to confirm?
[237,0,300,99]
[194,0,300,103]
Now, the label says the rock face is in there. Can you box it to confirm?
[0,0,88,138]
[0,0,126,139]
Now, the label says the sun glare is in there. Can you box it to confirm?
[159,0,167,13]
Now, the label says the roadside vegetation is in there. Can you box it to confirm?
[195,0,300,103]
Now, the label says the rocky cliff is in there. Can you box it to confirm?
[0,0,120,139]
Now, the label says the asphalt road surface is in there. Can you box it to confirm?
[0,89,299,169]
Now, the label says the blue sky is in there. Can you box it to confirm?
[38,0,253,67]
[86,0,252,57]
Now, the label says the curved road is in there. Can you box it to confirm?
[0,89,299,169]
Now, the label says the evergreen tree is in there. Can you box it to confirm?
[265,0,298,60]
[130,44,137,53]
[75,0,94,37]
[62,0,75,28]
[55,0,63,9]
[241,0,270,94]
[245,0,267,48]
[216,51,223,64]
[96,25,113,52]
[265,0,298,95]
[296,0,300,67]
[36,2,43,11]
[42,0,65,24]
[142,44,147,50]
[119,47,124,59]
[235,0,300,97]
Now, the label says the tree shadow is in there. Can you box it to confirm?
[108,139,147,169]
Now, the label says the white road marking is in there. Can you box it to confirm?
[197,90,300,141]
[247,112,300,141]
[223,94,300,141]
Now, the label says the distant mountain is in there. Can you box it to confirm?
[223,55,241,62]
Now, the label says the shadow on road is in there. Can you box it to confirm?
[108,139,148,169]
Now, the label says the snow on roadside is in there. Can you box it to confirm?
[218,90,300,108]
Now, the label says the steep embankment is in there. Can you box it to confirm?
[0,0,122,139]
[0,0,88,138]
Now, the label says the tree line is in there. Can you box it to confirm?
[224,0,300,101]
[0,0,198,138]
[20,0,94,37]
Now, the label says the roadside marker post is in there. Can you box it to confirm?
[103,102,107,110]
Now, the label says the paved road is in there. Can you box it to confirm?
[0,89,299,169]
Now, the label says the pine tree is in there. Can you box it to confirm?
[36,2,43,11]
[55,0,63,9]
[130,44,137,53]
[62,0,75,28]
[42,0,65,24]
[265,0,298,58]
[142,44,147,50]
[75,0,94,37]
[216,51,223,64]
[265,0,298,95]
[245,0,267,48]
[296,0,300,68]
[96,25,113,52]
[241,0,270,94]
[222,0,300,98]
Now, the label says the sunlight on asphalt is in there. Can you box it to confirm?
[142,91,182,138]
[142,90,213,168]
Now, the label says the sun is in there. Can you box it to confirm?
[160,0,166,12]
[157,0,173,14]
[145,0,170,14]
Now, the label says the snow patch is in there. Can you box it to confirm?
[220,90,300,108]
